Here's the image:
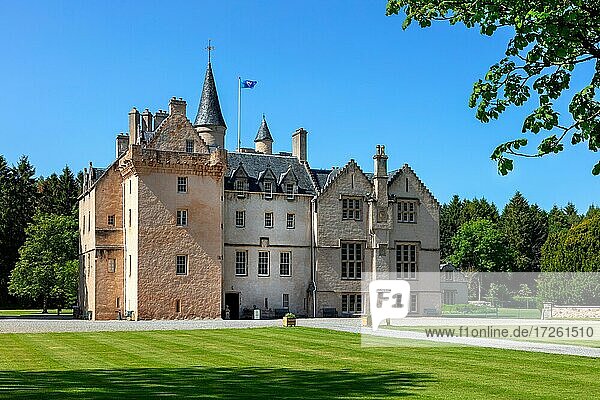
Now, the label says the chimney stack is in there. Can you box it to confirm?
[116,133,129,158]
[169,97,187,116]
[154,109,168,129]
[141,108,153,132]
[128,107,140,144]
[292,128,307,162]
[373,145,388,204]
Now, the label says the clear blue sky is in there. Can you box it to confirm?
[1,1,598,212]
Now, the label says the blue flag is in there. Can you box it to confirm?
[241,79,257,89]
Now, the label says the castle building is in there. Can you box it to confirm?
[78,62,441,320]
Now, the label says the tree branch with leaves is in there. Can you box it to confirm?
[387,0,600,175]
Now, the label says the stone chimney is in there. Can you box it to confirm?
[128,107,140,144]
[154,109,168,129]
[169,97,187,116]
[141,108,153,132]
[373,145,388,204]
[292,128,307,162]
[116,133,129,158]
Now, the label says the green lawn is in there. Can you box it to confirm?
[0,327,598,399]
[0,309,72,317]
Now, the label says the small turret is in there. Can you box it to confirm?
[254,115,273,154]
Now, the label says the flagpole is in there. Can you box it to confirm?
[237,77,241,152]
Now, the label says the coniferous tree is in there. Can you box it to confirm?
[500,192,548,272]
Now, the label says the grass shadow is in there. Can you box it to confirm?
[0,366,434,399]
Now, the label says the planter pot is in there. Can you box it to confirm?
[282,317,297,327]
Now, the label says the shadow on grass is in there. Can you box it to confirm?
[0,366,434,399]
[0,315,72,320]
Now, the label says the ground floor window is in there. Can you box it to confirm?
[282,293,289,309]
[341,293,362,313]
[410,293,418,313]
[443,290,456,305]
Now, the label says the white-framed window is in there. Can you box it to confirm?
[235,251,247,276]
[410,293,418,313]
[443,290,456,305]
[176,209,188,226]
[176,255,188,275]
[342,197,361,220]
[342,294,362,313]
[264,212,273,228]
[235,210,245,228]
[286,213,295,229]
[264,181,273,199]
[279,252,291,276]
[185,139,194,153]
[108,258,116,273]
[128,255,132,277]
[396,243,418,279]
[107,215,115,226]
[341,242,362,279]
[282,293,290,309]
[285,183,295,199]
[235,180,246,197]
[177,176,188,193]
[398,200,417,223]
[258,251,269,276]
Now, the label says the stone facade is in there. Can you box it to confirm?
[78,62,441,320]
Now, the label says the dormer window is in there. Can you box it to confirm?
[235,180,246,198]
[264,181,273,199]
[285,183,295,200]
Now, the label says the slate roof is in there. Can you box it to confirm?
[254,116,273,142]
[226,152,316,195]
[194,62,226,127]
[309,168,340,192]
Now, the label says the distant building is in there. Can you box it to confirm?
[440,263,468,305]
[78,61,441,320]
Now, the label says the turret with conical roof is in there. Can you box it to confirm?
[194,62,226,148]
[254,115,274,154]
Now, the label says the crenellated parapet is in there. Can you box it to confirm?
[119,145,227,180]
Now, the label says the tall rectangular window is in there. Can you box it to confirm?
[176,209,188,226]
[107,215,115,226]
[235,251,247,276]
[341,242,362,279]
[88,211,91,231]
[282,293,290,309]
[342,294,362,313]
[176,255,188,275]
[235,211,245,228]
[279,252,291,276]
[128,209,132,227]
[286,213,295,229]
[398,200,417,223]
[264,181,273,199]
[128,255,132,277]
[410,293,418,313]
[108,258,116,273]
[342,197,361,220]
[264,212,273,228]
[396,243,418,279]
[185,139,194,153]
[258,251,269,276]
[177,177,188,193]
